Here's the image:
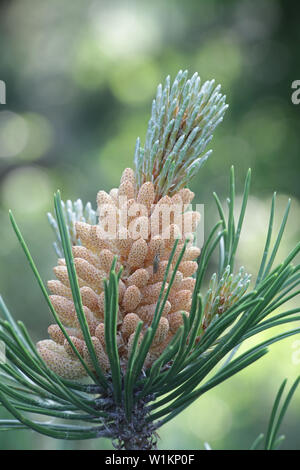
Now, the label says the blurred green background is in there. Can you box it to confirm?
[0,0,300,450]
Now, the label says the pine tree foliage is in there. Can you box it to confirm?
[0,71,299,450]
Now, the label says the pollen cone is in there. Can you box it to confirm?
[37,168,201,379]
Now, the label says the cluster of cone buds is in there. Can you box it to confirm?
[37,168,201,379]
[201,266,251,332]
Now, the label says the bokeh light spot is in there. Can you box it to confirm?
[72,36,110,90]
[0,111,29,159]
[90,6,160,59]
[195,33,242,89]
[1,166,53,215]
[18,113,54,161]
[186,395,232,443]
[109,60,160,105]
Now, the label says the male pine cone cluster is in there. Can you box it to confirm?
[37,168,201,379]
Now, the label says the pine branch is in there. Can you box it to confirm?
[0,70,299,450]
